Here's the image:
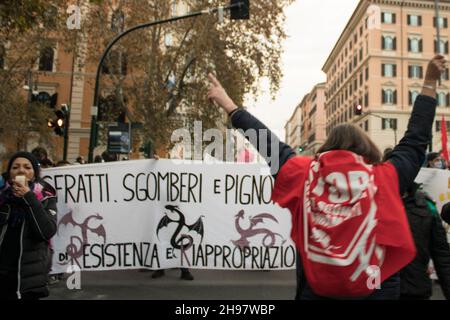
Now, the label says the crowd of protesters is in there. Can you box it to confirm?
[1,55,450,300]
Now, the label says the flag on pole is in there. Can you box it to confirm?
[441,115,449,162]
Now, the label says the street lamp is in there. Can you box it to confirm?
[87,1,250,162]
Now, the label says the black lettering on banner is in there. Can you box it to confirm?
[83,244,90,269]
[196,245,206,266]
[157,172,169,201]
[272,246,280,269]
[239,175,252,205]
[105,244,116,267]
[82,243,160,269]
[222,246,231,268]
[188,173,199,203]
[65,174,76,203]
[122,174,135,201]
[251,246,260,269]
[214,179,221,194]
[214,245,223,266]
[169,172,179,201]
[199,174,202,203]
[77,174,87,203]
[205,245,214,266]
[136,173,147,201]
[106,174,110,202]
[166,248,175,259]
[97,174,104,202]
[262,175,274,204]
[225,175,235,204]
[134,243,143,266]
[122,243,131,267]
[147,173,157,200]
[86,174,94,202]
[232,246,243,268]
[284,245,296,268]
[179,173,188,202]
[90,244,102,268]
[181,243,191,267]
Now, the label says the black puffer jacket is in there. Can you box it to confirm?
[401,190,450,299]
[0,182,57,299]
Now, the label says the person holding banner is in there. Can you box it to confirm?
[0,152,57,300]
[207,55,446,299]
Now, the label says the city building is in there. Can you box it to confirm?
[323,0,450,153]
[285,83,326,156]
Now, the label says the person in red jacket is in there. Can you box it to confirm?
[207,55,446,299]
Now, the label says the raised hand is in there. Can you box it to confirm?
[425,55,447,83]
[207,73,238,114]
[422,55,447,97]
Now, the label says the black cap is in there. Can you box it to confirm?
[6,151,40,181]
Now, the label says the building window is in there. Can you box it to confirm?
[437,92,449,107]
[409,90,420,106]
[38,46,54,72]
[364,120,369,132]
[359,48,363,61]
[434,16,448,29]
[382,89,397,105]
[435,39,449,54]
[436,120,450,132]
[442,68,450,81]
[360,25,363,36]
[408,65,423,78]
[364,93,369,107]
[382,63,396,77]
[381,12,396,24]
[360,72,363,86]
[382,35,396,50]
[382,118,397,130]
[354,55,357,68]
[408,37,422,53]
[365,66,369,80]
[407,14,421,26]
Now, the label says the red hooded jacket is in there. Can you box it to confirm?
[272,150,416,297]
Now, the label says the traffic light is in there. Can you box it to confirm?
[230,0,249,20]
[139,139,154,158]
[297,146,304,153]
[355,104,363,116]
[47,104,69,136]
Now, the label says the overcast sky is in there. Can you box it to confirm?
[245,0,360,141]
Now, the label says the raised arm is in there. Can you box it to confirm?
[386,55,446,194]
[207,74,295,177]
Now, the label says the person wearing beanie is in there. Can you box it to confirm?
[0,151,57,299]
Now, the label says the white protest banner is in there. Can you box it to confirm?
[415,168,450,212]
[43,160,296,274]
